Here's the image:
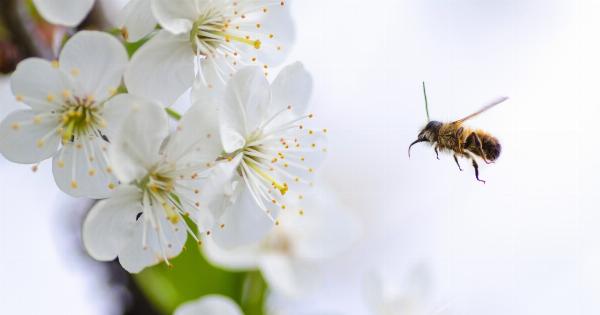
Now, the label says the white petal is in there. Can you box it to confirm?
[191,157,239,233]
[101,93,147,139]
[10,58,72,111]
[258,254,299,297]
[288,190,361,261]
[82,186,142,261]
[220,67,271,152]
[125,31,194,107]
[0,110,60,163]
[109,97,168,183]
[211,178,274,249]
[239,2,295,67]
[33,0,94,26]
[196,55,229,93]
[118,207,188,273]
[52,137,117,199]
[174,295,243,315]
[59,31,128,101]
[364,271,386,314]
[164,97,221,165]
[271,62,313,116]
[150,0,198,35]
[202,238,261,270]
[118,0,157,42]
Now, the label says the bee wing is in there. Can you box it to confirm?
[453,96,509,124]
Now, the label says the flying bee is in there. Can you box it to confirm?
[408,82,508,183]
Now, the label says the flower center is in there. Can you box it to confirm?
[245,152,289,196]
[138,171,180,224]
[58,96,103,143]
[190,8,261,55]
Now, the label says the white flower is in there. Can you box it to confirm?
[32,0,95,27]
[364,266,450,315]
[174,295,243,315]
[125,0,295,106]
[32,0,157,42]
[0,31,128,198]
[203,186,360,297]
[118,0,158,42]
[197,62,327,248]
[82,95,221,273]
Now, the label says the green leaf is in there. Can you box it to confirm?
[133,237,268,315]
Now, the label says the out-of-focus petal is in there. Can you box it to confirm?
[174,295,243,315]
[118,0,157,42]
[289,190,361,261]
[258,253,299,297]
[210,179,275,249]
[202,238,261,270]
[33,0,94,27]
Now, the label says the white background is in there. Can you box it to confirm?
[2,0,600,314]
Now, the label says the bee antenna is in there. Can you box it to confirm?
[422,81,430,122]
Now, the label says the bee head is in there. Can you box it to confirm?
[408,121,442,158]
[418,120,442,142]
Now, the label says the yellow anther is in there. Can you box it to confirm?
[71,180,78,189]
[10,122,20,130]
[47,94,55,102]
[15,95,24,102]
[88,169,96,176]
[120,27,129,40]
[108,183,116,190]
[70,68,80,76]
[57,160,65,168]
[33,116,42,125]
[62,90,71,98]
[51,60,59,68]
[169,215,180,224]
[36,139,44,148]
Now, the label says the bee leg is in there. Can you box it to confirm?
[471,159,486,184]
[472,133,493,164]
[434,145,440,160]
[453,154,463,171]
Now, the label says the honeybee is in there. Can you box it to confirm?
[408,83,507,183]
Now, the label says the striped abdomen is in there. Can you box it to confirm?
[465,131,501,161]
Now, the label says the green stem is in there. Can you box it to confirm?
[240,271,267,315]
[166,108,182,121]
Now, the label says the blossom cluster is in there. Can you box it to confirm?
[0,0,334,275]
